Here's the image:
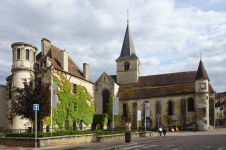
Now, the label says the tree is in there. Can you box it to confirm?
[12,77,51,126]
[106,95,119,122]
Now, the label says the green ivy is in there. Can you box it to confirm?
[93,114,108,126]
[53,71,95,128]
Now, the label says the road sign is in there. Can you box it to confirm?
[172,115,178,120]
[156,113,161,118]
[114,97,119,115]
[137,110,141,121]
[33,104,39,110]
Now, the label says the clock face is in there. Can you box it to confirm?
[200,83,206,89]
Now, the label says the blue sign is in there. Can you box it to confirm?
[33,104,39,110]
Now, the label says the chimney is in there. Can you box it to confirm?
[61,50,68,72]
[83,63,89,80]
[41,38,51,56]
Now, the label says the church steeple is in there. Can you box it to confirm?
[195,60,209,81]
[117,12,137,60]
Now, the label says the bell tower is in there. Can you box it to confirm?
[195,59,210,131]
[116,20,140,84]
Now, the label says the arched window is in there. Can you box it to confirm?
[168,101,173,115]
[102,89,110,113]
[188,98,195,111]
[123,104,127,118]
[26,49,29,60]
[124,62,130,71]
[17,48,20,59]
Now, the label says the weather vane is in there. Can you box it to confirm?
[127,10,129,24]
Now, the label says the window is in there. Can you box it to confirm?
[102,89,110,113]
[123,104,127,118]
[124,62,130,71]
[26,49,29,60]
[73,84,77,94]
[188,98,195,111]
[33,52,35,62]
[9,83,11,99]
[17,49,20,59]
[168,101,173,115]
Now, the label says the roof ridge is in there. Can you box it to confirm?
[140,71,197,77]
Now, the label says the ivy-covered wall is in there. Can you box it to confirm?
[43,71,95,128]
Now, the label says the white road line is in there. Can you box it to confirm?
[166,145,174,147]
[141,145,159,148]
[217,148,226,150]
[203,146,210,148]
[171,148,178,150]
[122,145,145,149]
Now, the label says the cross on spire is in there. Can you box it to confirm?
[127,10,129,24]
[200,53,202,60]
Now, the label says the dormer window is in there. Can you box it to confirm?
[26,49,29,60]
[124,62,130,71]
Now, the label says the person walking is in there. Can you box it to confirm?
[159,125,163,136]
[163,124,167,137]
[168,125,171,132]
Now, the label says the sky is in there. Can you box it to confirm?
[0,0,226,92]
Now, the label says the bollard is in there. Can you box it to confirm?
[125,131,131,143]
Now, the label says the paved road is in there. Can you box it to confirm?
[121,128,226,150]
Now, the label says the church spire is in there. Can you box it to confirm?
[195,59,209,81]
[117,11,137,60]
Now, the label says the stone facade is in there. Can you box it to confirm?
[0,38,94,130]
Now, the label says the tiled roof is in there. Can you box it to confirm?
[115,71,214,100]
[195,60,209,80]
[36,45,93,84]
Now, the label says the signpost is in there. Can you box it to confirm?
[156,113,161,140]
[33,104,39,148]
[172,114,178,131]
[137,110,141,130]
[112,97,119,134]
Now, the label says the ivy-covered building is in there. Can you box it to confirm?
[0,38,95,130]
[94,22,215,131]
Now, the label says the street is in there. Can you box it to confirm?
[121,127,226,150]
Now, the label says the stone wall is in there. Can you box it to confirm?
[116,94,197,129]
[0,132,153,147]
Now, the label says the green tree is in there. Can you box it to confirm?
[106,95,119,122]
[12,77,51,127]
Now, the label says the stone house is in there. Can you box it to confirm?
[94,22,215,131]
[215,92,226,125]
[0,38,94,130]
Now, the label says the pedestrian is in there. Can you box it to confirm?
[163,124,167,137]
[159,125,163,136]
[168,125,171,132]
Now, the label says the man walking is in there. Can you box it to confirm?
[163,124,167,137]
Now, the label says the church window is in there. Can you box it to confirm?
[123,104,127,118]
[188,98,195,111]
[168,101,173,115]
[33,52,35,62]
[102,89,110,113]
[26,49,29,60]
[17,49,20,59]
[9,83,11,99]
[124,62,130,71]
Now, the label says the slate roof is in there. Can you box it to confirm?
[110,71,214,100]
[116,24,138,60]
[195,60,209,81]
[36,45,93,84]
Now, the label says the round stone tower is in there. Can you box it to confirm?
[11,42,38,129]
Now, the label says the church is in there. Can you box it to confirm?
[94,22,215,131]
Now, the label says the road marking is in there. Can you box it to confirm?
[122,145,145,149]
[203,146,210,148]
[217,148,226,150]
[171,148,178,150]
[141,145,158,148]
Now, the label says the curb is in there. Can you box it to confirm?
[101,136,186,150]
